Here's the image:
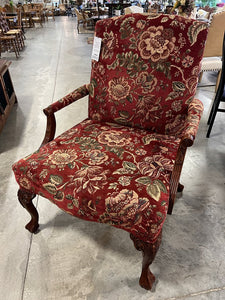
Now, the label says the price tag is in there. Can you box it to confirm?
[91,36,102,62]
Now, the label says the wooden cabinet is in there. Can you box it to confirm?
[0,59,17,134]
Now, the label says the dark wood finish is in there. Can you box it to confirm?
[0,59,17,134]
[177,182,184,192]
[41,108,56,146]
[168,136,194,215]
[130,231,162,290]
[207,32,225,138]
[18,189,39,233]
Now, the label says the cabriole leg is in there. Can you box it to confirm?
[18,189,39,233]
[130,231,162,290]
[177,182,184,192]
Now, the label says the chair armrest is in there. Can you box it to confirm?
[177,98,204,146]
[168,98,204,214]
[44,84,90,115]
[41,84,90,146]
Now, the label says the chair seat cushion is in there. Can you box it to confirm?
[13,119,181,243]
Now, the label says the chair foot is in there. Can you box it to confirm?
[18,189,39,233]
[177,182,184,192]
[130,231,162,290]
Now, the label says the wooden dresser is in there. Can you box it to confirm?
[0,59,17,134]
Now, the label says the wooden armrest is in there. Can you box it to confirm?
[41,84,90,146]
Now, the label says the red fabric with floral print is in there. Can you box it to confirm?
[89,14,208,134]
[12,14,208,243]
[13,120,181,242]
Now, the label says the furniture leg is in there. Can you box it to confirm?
[206,93,221,137]
[130,231,162,290]
[177,182,184,192]
[18,189,39,233]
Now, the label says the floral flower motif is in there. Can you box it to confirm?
[98,130,131,147]
[101,189,149,226]
[138,26,176,62]
[137,155,173,178]
[19,177,31,190]
[136,71,157,93]
[85,150,108,165]
[108,77,131,101]
[102,31,118,59]
[96,63,106,76]
[135,149,147,155]
[74,166,108,194]
[136,19,146,30]
[48,149,78,168]
[118,176,131,186]
[182,55,194,68]
[171,100,183,112]
[187,76,198,94]
[91,112,102,121]
[165,114,186,135]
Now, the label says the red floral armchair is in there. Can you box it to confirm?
[12,14,208,290]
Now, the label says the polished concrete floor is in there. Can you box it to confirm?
[0,16,225,300]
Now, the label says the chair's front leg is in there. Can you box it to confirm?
[177,182,184,192]
[130,231,162,290]
[18,189,39,233]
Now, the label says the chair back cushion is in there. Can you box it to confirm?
[89,13,208,134]
[203,11,225,57]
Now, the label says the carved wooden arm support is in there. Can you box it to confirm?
[168,98,204,214]
[41,84,90,146]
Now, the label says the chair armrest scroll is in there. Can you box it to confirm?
[177,98,204,146]
[41,84,90,146]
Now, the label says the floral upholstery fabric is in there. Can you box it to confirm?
[89,13,208,134]
[12,14,208,243]
[13,120,181,243]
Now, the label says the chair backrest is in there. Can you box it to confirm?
[74,8,84,21]
[0,12,10,33]
[59,4,66,11]
[23,4,29,13]
[4,4,17,14]
[88,14,208,135]
[203,11,225,57]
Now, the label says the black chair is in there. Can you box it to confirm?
[207,32,225,138]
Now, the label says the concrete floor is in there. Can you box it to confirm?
[0,17,225,300]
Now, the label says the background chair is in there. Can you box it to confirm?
[207,32,225,137]
[0,34,20,58]
[30,5,44,28]
[124,5,144,14]
[199,10,225,91]
[22,4,34,28]
[0,11,24,51]
[12,14,208,290]
[45,4,55,21]
[59,4,66,16]
[74,8,94,33]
